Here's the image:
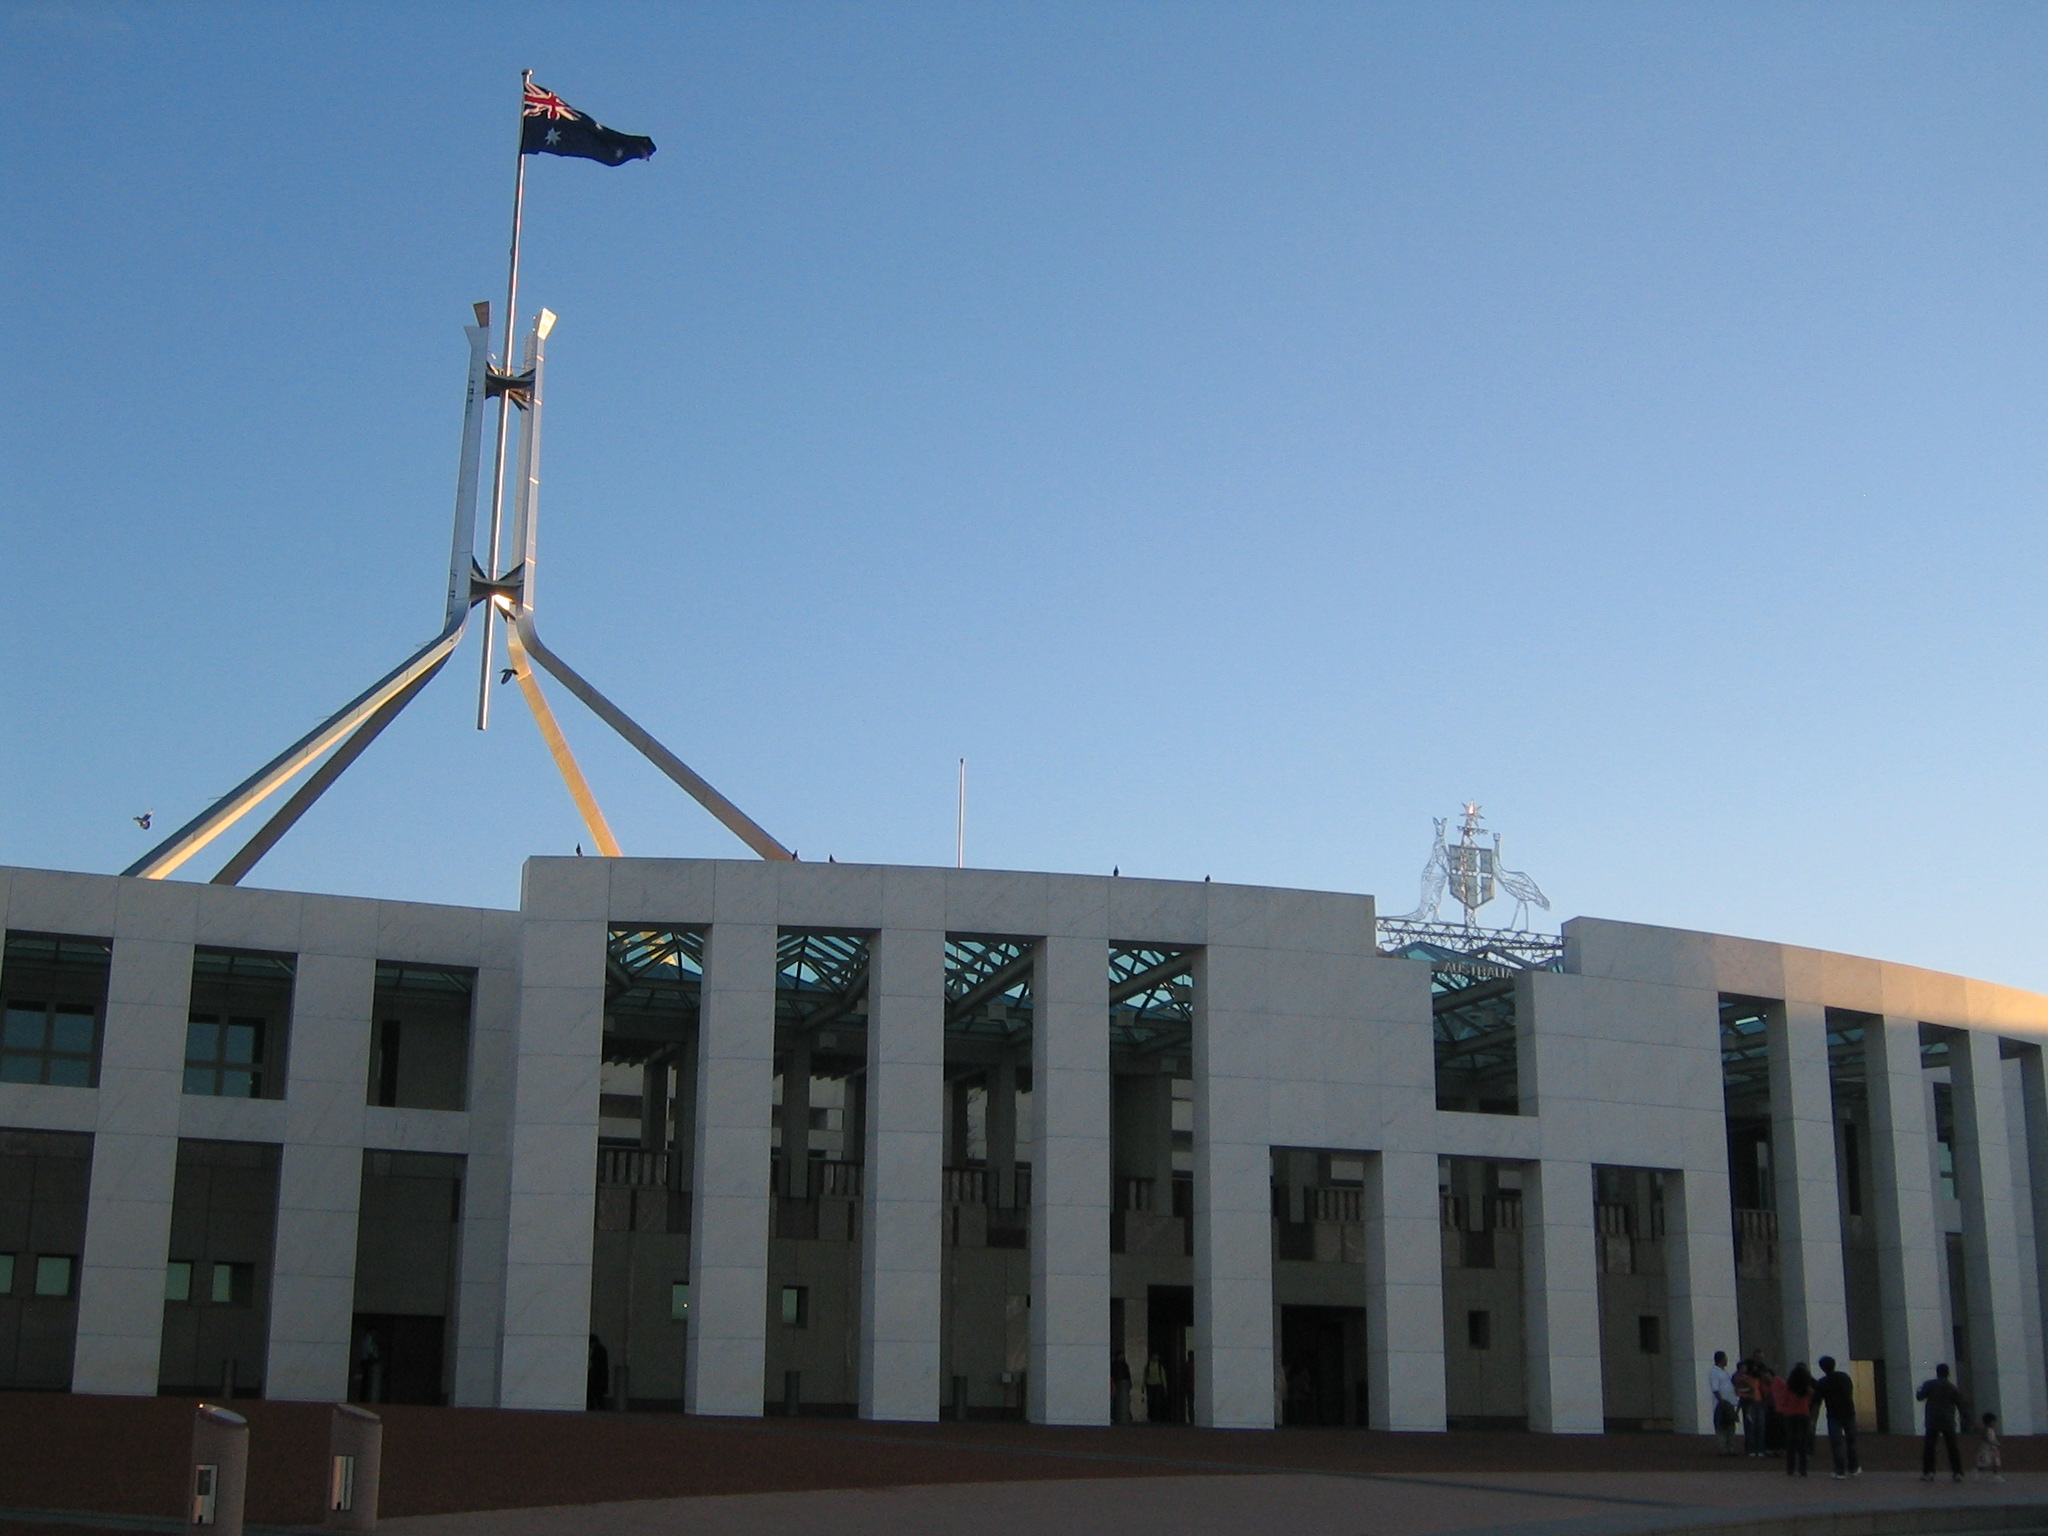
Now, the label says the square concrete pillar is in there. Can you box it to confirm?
[1029,932,1109,1425]
[1770,1001,1848,1367]
[859,923,943,1421]
[499,868,607,1412]
[1523,1158,1603,1433]
[2004,1050,2047,1430]
[686,919,775,1416]
[2014,1044,2048,1429]
[73,934,191,1395]
[1662,1164,1739,1434]
[1867,1014,1946,1431]
[1363,1148,1445,1430]
[264,953,374,1402]
[1192,945,1274,1429]
[1950,1028,2034,1432]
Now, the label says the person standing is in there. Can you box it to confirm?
[1774,1362,1816,1476]
[1709,1351,1740,1456]
[1917,1363,1967,1481]
[1144,1353,1168,1422]
[1737,1357,1768,1457]
[1813,1356,1861,1479]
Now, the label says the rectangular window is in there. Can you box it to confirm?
[670,1282,690,1323]
[33,1255,74,1297]
[185,949,293,1100]
[1467,1310,1491,1350]
[779,1285,808,1327]
[0,933,111,1088]
[1638,1315,1662,1354]
[0,1254,13,1294]
[165,1260,193,1302]
[184,1017,268,1098]
[210,1261,254,1306]
[1,1002,98,1086]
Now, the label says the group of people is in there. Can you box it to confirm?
[1707,1351,2003,1483]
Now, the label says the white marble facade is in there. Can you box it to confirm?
[4,857,2048,1434]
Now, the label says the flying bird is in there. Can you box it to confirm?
[133,811,153,830]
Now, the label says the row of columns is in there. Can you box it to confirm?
[659,926,1742,1431]
[1771,1009,2040,1435]
[68,937,507,1405]
[523,915,2048,1431]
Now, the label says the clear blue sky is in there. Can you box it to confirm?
[7,3,2048,989]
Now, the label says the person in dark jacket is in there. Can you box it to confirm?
[1917,1363,1967,1481]
[1814,1356,1860,1478]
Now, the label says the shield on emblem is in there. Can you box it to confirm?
[1447,842,1496,915]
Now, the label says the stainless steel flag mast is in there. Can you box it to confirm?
[124,74,792,883]
[473,70,534,731]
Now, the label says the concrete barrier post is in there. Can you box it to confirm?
[189,1403,249,1536]
[327,1403,383,1531]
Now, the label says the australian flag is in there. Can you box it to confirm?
[521,80,655,165]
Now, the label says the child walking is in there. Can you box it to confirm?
[1974,1412,2004,1483]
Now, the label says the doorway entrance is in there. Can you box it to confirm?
[1145,1285,1194,1422]
[1279,1304,1366,1426]
[349,1313,447,1405]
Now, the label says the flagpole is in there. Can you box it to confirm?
[477,69,533,729]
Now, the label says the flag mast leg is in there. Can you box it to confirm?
[478,69,532,731]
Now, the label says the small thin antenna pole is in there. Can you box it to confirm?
[956,758,966,868]
[478,69,532,730]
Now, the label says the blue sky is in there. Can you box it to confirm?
[7,3,2048,988]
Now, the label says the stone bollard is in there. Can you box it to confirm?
[189,1403,249,1535]
[326,1403,383,1532]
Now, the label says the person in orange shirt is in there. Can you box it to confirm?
[1773,1362,1817,1477]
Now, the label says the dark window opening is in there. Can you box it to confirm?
[1638,1315,1662,1355]
[369,962,474,1111]
[1467,1310,1491,1350]
[1432,976,1520,1115]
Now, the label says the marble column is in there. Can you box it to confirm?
[498,870,606,1411]
[73,931,191,1395]
[264,953,375,1401]
[1028,933,1109,1424]
[1364,1148,1446,1430]
[1193,945,1272,1429]
[1523,1158,1603,1433]
[1866,1015,1946,1432]
[1662,1164,1740,1435]
[859,924,943,1421]
[1770,1001,1848,1367]
[685,919,775,1416]
[1949,1029,2034,1431]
